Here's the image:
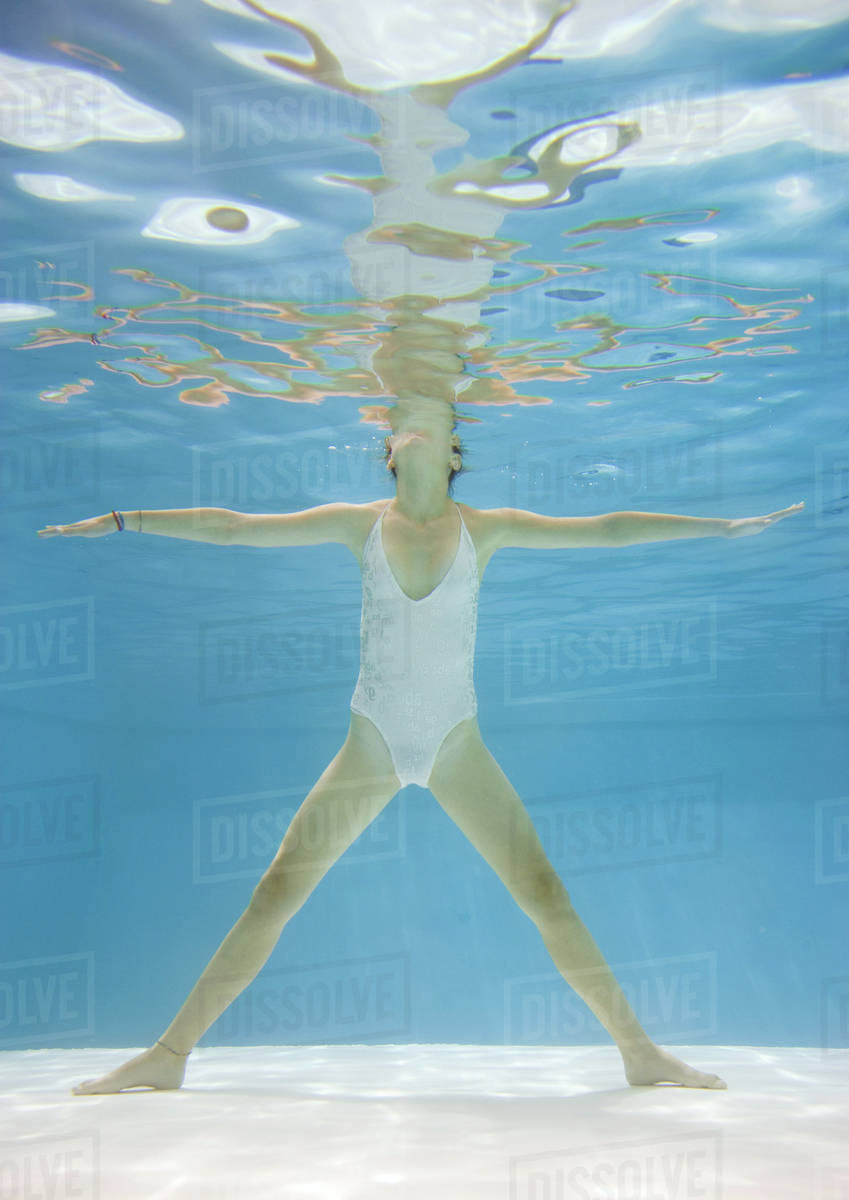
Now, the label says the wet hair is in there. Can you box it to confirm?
[383,431,467,495]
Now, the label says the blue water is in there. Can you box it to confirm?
[1,1,847,1053]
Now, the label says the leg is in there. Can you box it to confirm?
[73,714,401,1094]
[427,720,726,1089]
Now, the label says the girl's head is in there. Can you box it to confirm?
[384,425,466,494]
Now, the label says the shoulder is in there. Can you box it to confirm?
[348,499,391,525]
[345,499,391,561]
[455,502,508,559]
[455,501,494,529]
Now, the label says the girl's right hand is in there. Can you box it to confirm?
[37,514,118,538]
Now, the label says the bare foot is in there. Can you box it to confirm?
[624,1044,727,1089]
[72,1043,189,1095]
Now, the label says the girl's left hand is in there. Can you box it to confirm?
[725,501,805,538]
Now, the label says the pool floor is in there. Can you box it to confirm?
[3,1043,846,1198]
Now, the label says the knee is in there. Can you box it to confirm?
[520,868,572,924]
[250,866,299,919]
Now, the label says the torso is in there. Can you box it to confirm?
[347,499,498,600]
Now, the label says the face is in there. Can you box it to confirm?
[385,427,461,477]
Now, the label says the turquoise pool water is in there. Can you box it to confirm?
[1,0,847,1052]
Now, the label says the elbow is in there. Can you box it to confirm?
[215,509,240,545]
[602,511,631,546]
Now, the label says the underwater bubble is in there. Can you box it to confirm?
[143,197,297,245]
[573,463,624,482]
[206,206,250,232]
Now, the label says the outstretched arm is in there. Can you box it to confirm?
[607,502,805,545]
[492,502,804,549]
[37,503,364,548]
[38,508,234,543]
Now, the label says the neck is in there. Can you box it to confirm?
[392,470,453,523]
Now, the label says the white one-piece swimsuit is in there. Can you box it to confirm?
[350,502,479,788]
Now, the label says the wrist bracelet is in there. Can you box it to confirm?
[111,510,125,532]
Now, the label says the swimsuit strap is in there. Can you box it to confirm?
[373,501,471,601]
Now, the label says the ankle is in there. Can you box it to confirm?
[155,1038,191,1058]
[619,1034,656,1059]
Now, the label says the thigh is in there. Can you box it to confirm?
[428,720,569,917]
[256,713,400,905]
